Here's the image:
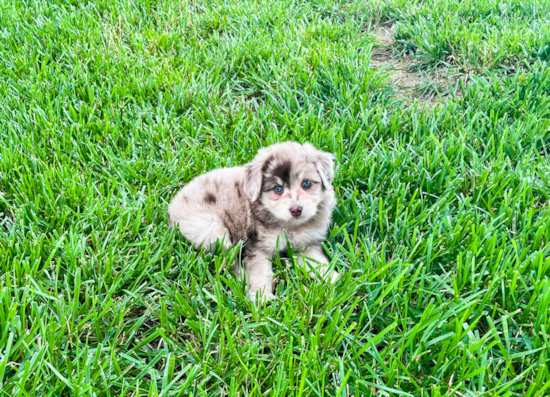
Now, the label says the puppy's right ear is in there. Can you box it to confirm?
[244,161,263,202]
[244,148,272,201]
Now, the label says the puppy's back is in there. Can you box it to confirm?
[168,167,252,248]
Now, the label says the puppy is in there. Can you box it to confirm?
[168,141,338,301]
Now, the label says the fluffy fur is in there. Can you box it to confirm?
[168,141,338,301]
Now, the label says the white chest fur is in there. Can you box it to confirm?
[262,226,328,254]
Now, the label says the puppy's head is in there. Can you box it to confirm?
[244,142,335,225]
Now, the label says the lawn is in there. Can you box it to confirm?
[1,0,549,395]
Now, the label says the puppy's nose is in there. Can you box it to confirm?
[289,205,302,217]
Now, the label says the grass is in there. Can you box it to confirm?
[367,0,550,72]
[0,0,549,395]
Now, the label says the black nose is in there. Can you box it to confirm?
[290,205,302,217]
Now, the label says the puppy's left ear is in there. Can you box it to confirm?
[305,143,334,190]
[316,152,334,190]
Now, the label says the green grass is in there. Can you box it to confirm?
[1,0,549,395]
[367,0,550,71]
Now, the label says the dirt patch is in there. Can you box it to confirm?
[371,26,461,106]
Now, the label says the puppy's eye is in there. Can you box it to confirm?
[302,180,312,189]
[274,186,283,194]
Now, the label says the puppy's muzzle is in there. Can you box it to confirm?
[289,205,302,217]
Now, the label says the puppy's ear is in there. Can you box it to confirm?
[244,148,271,201]
[305,143,334,190]
[315,152,334,190]
[244,162,263,201]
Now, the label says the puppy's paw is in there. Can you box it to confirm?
[328,270,339,284]
[317,269,339,284]
[248,290,277,303]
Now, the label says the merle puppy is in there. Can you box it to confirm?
[168,141,338,301]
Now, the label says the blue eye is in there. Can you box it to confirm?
[302,181,311,189]
[274,186,283,193]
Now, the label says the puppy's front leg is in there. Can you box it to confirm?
[297,245,339,284]
[244,252,276,302]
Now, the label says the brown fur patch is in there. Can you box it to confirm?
[246,226,258,241]
[204,192,216,204]
[262,159,292,192]
[270,160,292,185]
[261,156,273,173]
[221,213,235,243]
[235,181,242,197]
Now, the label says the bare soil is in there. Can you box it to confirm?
[371,26,461,106]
